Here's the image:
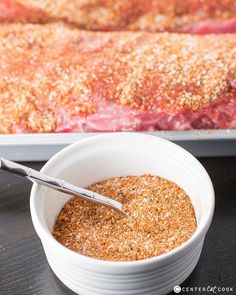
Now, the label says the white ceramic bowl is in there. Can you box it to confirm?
[30,133,214,295]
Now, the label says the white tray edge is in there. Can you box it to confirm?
[0,130,236,160]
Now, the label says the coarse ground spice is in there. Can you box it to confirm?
[53,175,196,261]
[1,23,236,134]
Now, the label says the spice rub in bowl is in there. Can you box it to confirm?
[53,175,196,261]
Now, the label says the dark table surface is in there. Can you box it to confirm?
[0,158,236,295]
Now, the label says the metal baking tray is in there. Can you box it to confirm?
[0,130,236,161]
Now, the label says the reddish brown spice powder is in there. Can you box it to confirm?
[53,175,196,261]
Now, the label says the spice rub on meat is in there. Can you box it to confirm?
[0,23,236,134]
[1,0,236,34]
[53,175,196,261]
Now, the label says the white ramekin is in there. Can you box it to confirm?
[30,133,214,295]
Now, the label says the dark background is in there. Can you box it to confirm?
[0,158,236,295]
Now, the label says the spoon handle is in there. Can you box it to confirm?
[0,158,123,213]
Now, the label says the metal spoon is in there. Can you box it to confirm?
[0,158,124,214]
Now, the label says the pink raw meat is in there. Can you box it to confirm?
[0,23,236,134]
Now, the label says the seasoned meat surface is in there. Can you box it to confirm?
[0,23,236,133]
[0,0,236,33]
